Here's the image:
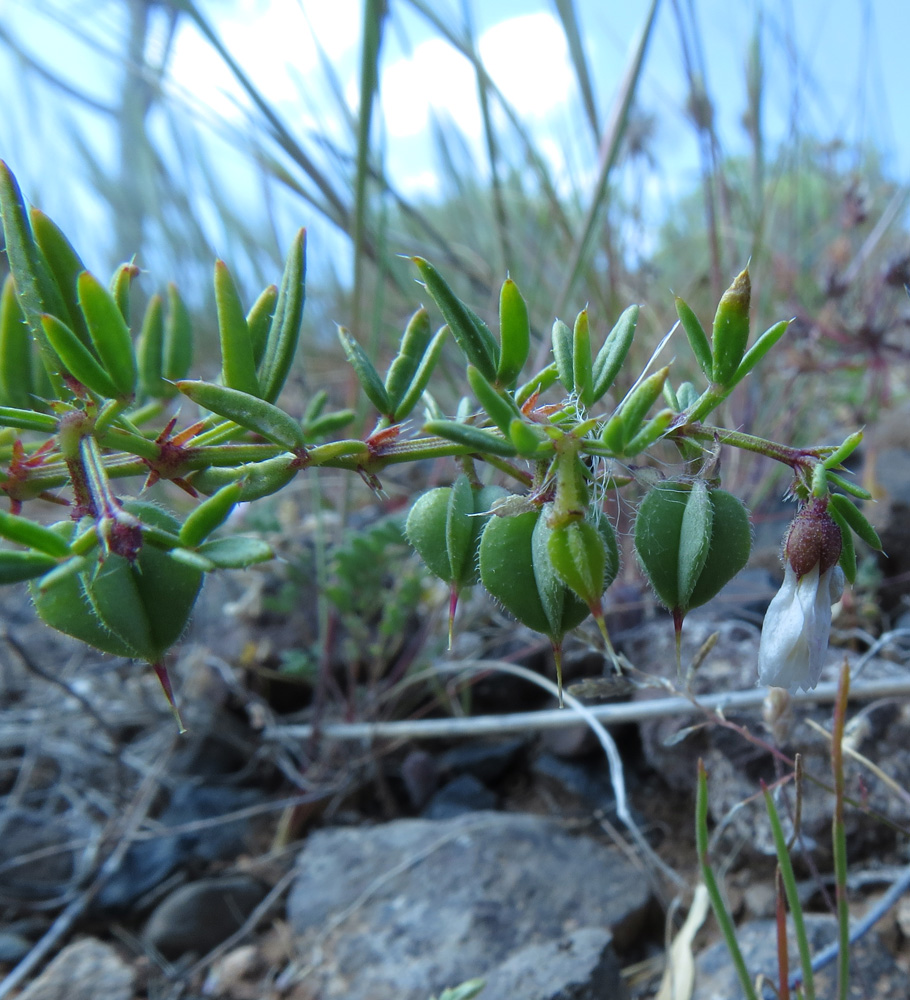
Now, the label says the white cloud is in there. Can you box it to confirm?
[380,38,479,138]
[170,0,359,121]
[478,12,571,119]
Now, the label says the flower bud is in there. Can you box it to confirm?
[783,497,841,578]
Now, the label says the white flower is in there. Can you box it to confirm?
[758,561,845,692]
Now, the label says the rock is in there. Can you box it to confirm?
[694,913,910,999]
[96,784,265,910]
[422,774,498,819]
[18,938,134,1000]
[437,738,525,784]
[0,930,32,964]
[531,753,620,815]
[143,875,269,959]
[286,811,651,1000]
[480,928,627,1000]
[0,808,94,903]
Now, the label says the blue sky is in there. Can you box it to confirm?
[0,0,907,282]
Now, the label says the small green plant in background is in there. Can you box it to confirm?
[0,160,888,991]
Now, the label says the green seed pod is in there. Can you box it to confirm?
[546,516,619,614]
[30,502,204,663]
[406,475,507,590]
[634,480,751,619]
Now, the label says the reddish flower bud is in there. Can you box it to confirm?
[783,498,842,579]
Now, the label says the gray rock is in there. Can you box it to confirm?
[422,774,498,819]
[0,930,32,964]
[96,783,264,910]
[18,938,134,1000]
[694,913,910,999]
[286,811,651,1000]
[480,928,627,1000]
[143,875,268,959]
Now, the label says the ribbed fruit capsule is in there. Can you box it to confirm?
[634,479,751,640]
[406,475,507,645]
[479,502,618,703]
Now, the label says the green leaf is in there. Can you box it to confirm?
[77,270,137,398]
[179,481,243,547]
[177,379,306,450]
[337,326,391,415]
[711,267,751,385]
[137,294,165,398]
[618,367,669,444]
[197,535,273,568]
[109,262,138,325]
[0,549,60,583]
[828,503,857,585]
[591,304,638,402]
[164,283,194,383]
[385,306,433,409]
[215,259,260,396]
[573,309,593,406]
[412,257,497,381]
[259,228,306,402]
[551,318,574,392]
[829,493,882,551]
[675,296,712,380]
[0,274,33,409]
[731,320,790,385]
[247,283,278,369]
[393,326,448,421]
[496,277,530,387]
[41,313,122,399]
[30,207,93,346]
[424,419,517,456]
[466,364,521,435]
[0,508,72,557]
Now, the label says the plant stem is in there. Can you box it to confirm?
[831,662,851,1000]
[696,760,759,1000]
[763,782,815,1000]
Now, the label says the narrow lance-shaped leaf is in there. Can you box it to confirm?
[41,314,122,399]
[551,318,574,392]
[828,492,882,551]
[591,304,639,402]
[385,306,433,410]
[0,162,69,397]
[675,296,712,380]
[259,228,306,402]
[0,508,72,557]
[423,419,518,456]
[215,260,260,396]
[731,319,790,385]
[164,283,193,384]
[30,207,93,346]
[77,271,136,398]
[573,309,593,406]
[828,503,857,585]
[618,366,669,443]
[466,364,522,436]
[412,257,497,381]
[109,262,139,325]
[497,277,530,387]
[198,535,273,568]
[711,267,751,385]
[247,283,278,369]
[338,326,391,415]
[393,325,448,422]
[0,275,32,409]
[177,380,306,451]
[179,481,243,548]
[0,550,60,584]
[137,294,165,398]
